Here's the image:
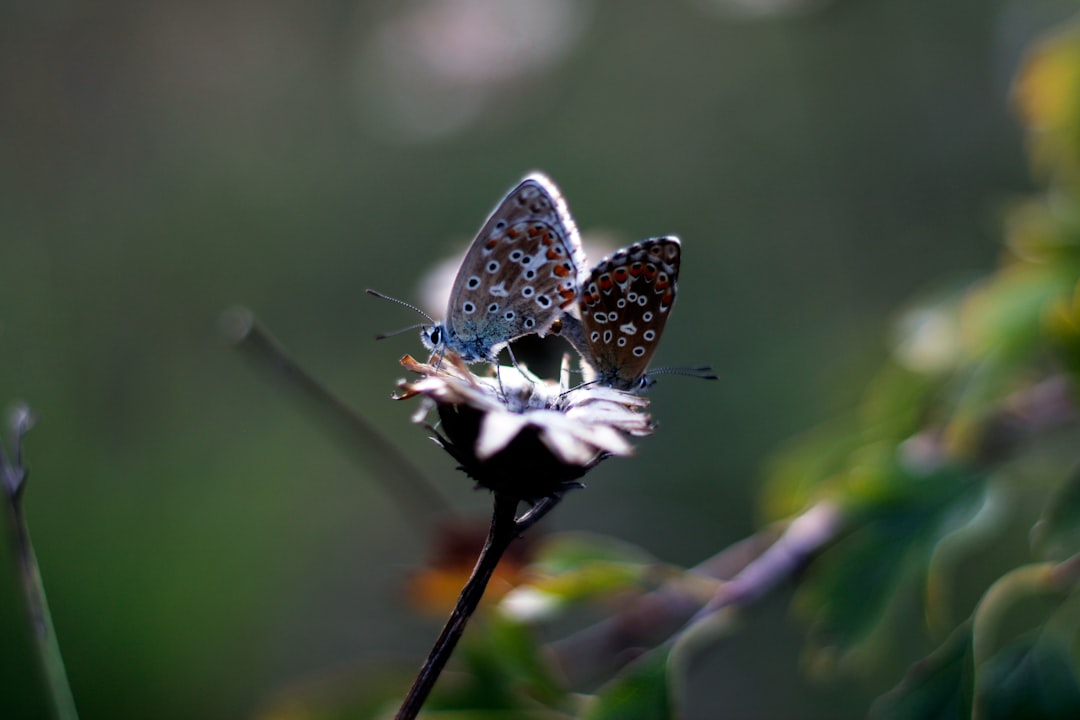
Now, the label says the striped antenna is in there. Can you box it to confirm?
[366,289,435,340]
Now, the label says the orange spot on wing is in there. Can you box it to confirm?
[553,263,572,277]
[613,267,629,283]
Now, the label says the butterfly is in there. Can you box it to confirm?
[374,173,586,364]
[561,236,683,390]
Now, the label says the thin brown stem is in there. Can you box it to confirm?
[395,492,522,720]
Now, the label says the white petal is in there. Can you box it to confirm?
[529,411,604,465]
[476,411,530,459]
[576,423,635,456]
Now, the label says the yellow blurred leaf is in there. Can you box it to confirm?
[1016,21,1080,177]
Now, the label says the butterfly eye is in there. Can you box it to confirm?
[428,327,442,346]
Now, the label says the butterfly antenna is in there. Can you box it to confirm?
[373,323,428,341]
[648,365,719,381]
[366,289,435,323]
[367,289,437,341]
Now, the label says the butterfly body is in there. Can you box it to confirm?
[568,236,681,390]
[422,173,585,363]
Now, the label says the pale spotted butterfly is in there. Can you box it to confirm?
[372,173,586,364]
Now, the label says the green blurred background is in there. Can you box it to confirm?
[1,0,1074,718]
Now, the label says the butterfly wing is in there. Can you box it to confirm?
[579,237,680,389]
[442,173,586,361]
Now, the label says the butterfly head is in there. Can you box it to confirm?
[420,323,444,353]
[420,322,463,365]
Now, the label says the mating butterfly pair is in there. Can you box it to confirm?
[390,172,682,391]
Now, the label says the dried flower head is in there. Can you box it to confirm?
[395,353,653,501]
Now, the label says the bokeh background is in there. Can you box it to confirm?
[1,0,1076,718]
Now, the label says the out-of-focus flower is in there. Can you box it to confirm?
[406,518,541,614]
[690,0,831,20]
[894,301,964,374]
[353,0,592,142]
[395,352,652,501]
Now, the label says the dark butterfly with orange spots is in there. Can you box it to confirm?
[561,236,683,390]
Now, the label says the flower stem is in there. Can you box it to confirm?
[221,307,453,525]
[395,492,521,720]
[2,408,80,720]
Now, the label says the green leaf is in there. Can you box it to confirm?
[859,362,939,443]
[869,622,973,720]
[1033,467,1080,560]
[1046,289,1080,381]
[485,615,567,705]
[797,513,921,648]
[760,416,865,518]
[1002,198,1080,269]
[941,265,1076,452]
[250,665,411,720]
[962,264,1074,366]
[505,533,659,610]
[976,635,1080,720]
[532,532,656,575]
[432,616,569,714]
[527,561,654,603]
[797,460,979,651]
[584,651,673,720]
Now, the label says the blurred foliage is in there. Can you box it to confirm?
[251,10,1080,718]
[6,1,1080,719]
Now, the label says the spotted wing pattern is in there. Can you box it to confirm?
[425,173,586,363]
[577,236,680,390]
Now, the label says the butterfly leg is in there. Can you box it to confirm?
[504,344,532,383]
[492,361,507,401]
[554,315,600,387]
[433,344,448,370]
